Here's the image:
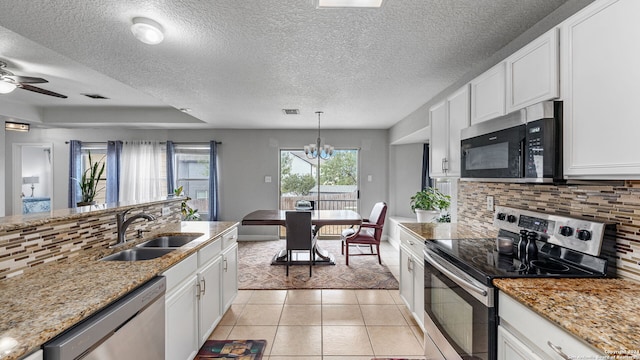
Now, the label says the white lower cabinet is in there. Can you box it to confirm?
[221,242,238,311]
[197,256,222,346]
[497,326,544,360]
[21,350,43,360]
[398,228,424,330]
[163,226,239,360]
[166,272,199,360]
[498,291,604,359]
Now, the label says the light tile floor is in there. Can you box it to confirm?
[207,241,425,360]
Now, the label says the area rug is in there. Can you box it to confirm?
[195,339,266,359]
[238,240,399,290]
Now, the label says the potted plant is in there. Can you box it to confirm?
[174,186,201,221]
[74,151,105,207]
[410,187,451,223]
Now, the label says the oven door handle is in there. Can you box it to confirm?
[424,248,488,297]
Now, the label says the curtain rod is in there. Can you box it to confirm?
[65,141,222,145]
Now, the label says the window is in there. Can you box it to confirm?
[172,144,211,219]
[80,143,108,204]
[279,149,359,237]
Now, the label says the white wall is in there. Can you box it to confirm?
[3,127,389,238]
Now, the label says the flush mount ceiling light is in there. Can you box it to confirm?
[131,17,164,45]
[317,0,383,8]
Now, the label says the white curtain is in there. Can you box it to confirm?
[119,141,164,202]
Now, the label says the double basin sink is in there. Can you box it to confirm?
[101,233,204,261]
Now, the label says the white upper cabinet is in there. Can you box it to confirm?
[429,85,470,178]
[446,85,470,178]
[470,62,506,125]
[561,0,640,178]
[429,100,448,178]
[505,28,559,112]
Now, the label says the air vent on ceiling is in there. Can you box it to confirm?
[82,93,109,99]
[282,109,300,115]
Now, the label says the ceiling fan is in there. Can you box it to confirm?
[0,60,67,98]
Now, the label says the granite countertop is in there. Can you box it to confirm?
[399,222,496,240]
[494,278,640,356]
[0,221,238,360]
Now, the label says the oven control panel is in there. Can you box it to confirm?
[493,206,608,256]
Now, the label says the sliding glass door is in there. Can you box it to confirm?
[279,149,359,237]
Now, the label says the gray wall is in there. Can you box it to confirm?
[0,126,5,216]
[389,143,423,219]
[3,127,389,238]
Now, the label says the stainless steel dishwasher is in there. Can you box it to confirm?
[44,276,166,360]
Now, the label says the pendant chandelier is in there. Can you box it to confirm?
[304,111,334,159]
[304,111,334,212]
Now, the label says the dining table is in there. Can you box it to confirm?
[241,209,362,265]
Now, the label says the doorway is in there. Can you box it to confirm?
[13,143,53,215]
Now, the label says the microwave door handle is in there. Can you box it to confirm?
[423,249,488,297]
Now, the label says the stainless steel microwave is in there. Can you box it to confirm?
[460,101,562,183]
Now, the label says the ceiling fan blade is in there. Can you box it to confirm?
[10,75,48,84]
[19,84,68,98]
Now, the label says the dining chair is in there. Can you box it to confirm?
[285,211,317,276]
[341,202,387,266]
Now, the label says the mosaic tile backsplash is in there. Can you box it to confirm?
[0,202,181,280]
[458,180,640,282]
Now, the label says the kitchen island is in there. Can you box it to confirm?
[0,221,238,360]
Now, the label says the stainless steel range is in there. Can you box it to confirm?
[422,206,615,360]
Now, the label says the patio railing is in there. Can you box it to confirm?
[280,194,358,238]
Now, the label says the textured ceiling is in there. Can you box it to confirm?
[0,0,568,129]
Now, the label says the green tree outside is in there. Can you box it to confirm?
[280,150,358,195]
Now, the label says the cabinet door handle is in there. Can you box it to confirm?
[223,258,228,272]
[407,257,413,272]
[200,278,206,296]
[547,341,571,360]
[196,281,201,299]
[442,158,448,172]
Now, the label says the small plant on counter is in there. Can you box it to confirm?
[410,187,451,223]
[410,187,450,212]
[174,186,201,221]
[73,151,105,206]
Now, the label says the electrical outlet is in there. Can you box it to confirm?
[487,196,494,211]
[161,207,170,216]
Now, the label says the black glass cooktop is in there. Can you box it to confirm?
[424,231,608,286]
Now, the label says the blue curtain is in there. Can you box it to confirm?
[421,143,431,190]
[68,140,82,207]
[209,141,220,221]
[106,141,122,204]
[166,141,176,195]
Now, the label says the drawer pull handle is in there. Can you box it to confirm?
[547,341,571,360]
